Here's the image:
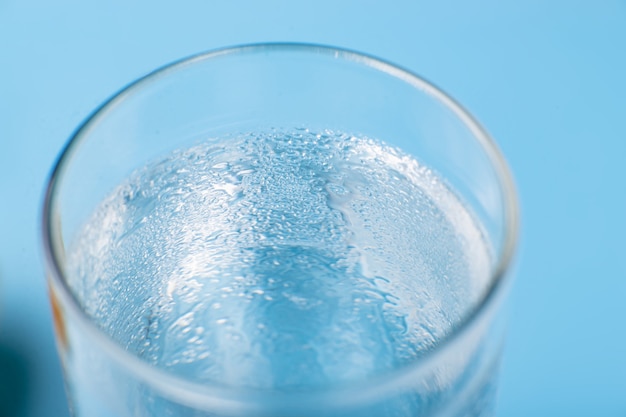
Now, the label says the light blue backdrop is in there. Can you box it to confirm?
[1,1,625,416]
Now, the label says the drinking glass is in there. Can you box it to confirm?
[42,43,519,417]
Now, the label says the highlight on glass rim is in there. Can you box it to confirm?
[42,43,519,417]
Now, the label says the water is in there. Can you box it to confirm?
[66,129,492,397]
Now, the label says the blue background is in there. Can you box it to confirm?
[1,1,625,416]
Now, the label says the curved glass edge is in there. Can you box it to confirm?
[41,42,520,412]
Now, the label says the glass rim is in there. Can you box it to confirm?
[41,42,520,412]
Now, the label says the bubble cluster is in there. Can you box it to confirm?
[66,129,492,389]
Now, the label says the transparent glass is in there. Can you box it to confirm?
[42,43,519,417]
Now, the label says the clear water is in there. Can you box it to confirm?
[66,129,491,391]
